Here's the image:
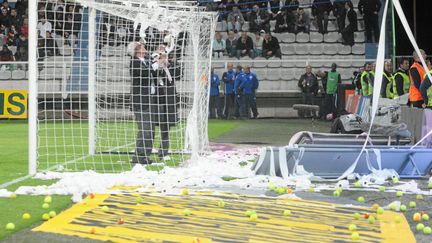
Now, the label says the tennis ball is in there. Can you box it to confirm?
[351,232,360,240]
[372,203,379,210]
[333,190,340,197]
[357,196,365,203]
[424,226,432,235]
[89,193,95,199]
[400,204,407,212]
[353,213,361,220]
[49,211,56,218]
[389,203,397,211]
[348,224,357,231]
[135,197,142,204]
[102,206,109,212]
[42,203,50,209]
[249,213,258,221]
[428,182,432,189]
[44,196,52,203]
[378,186,386,192]
[413,213,422,222]
[416,194,424,200]
[10,193,16,198]
[89,227,96,234]
[308,187,315,192]
[283,210,292,216]
[22,213,31,220]
[276,187,285,195]
[394,216,401,223]
[396,191,403,197]
[422,214,429,221]
[181,188,189,196]
[417,223,425,231]
[368,216,376,224]
[218,200,225,208]
[409,201,416,208]
[336,187,343,193]
[377,207,384,215]
[183,209,191,216]
[268,182,275,191]
[245,210,256,216]
[42,213,50,221]
[392,177,399,183]
[354,181,362,187]
[5,223,15,230]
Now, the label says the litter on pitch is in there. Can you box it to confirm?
[253,145,432,179]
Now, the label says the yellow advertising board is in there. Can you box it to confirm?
[0,90,28,119]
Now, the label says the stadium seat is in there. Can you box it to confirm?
[267,69,281,81]
[212,61,225,69]
[59,45,73,56]
[281,44,295,55]
[294,68,305,78]
[354,32,365,43]
[324,32,340,43]
[279,33,296,43]
[281,68,294,79]
[254,68,267,80]
[214,68,225,76]
[338,60,352,68]
[253,61,267,68]
[339,68,354,80]
[270,20,276,31]
[337,45,352,55]
[352,44,365,55]
[268,59,281,68]
[296,33,309,43]
[352,60,364,68]
[295,44,308,55]
[39,68,70,80]
[323,44,337,55]
[309,44,323,55]
[310,32,323,43]
[12,70,26,80]
[327,21,337,32]
[0,71,11,80]
[216,21,226,32]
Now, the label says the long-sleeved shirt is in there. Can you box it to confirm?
[393,68,409,96]
[210,73,220,96]
[213,38,226,51]
[222,70,236,94]
[234,71,244,95]
[298,73,318,93]
[236,36,253,51]
[420,75,432,105]
[262,36,280,53]
[240,72,259,94]
[312,0,333,16]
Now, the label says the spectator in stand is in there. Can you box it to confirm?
[333,0,348,33]
[0,8,10,29]
[322,63,341,116]
[9,9,22,29]
[16,33,27,52]
[267,0,282,18]
[209,68,223,119]
[64,14,78,48]
[212,32,226,58]
[253,31,264,57]
[360,62,373,96]
[312,0,333,34]
[239,66,259,119]
[274,9,295,33]
[0,44,14,70]
[6,28,16,46]
[236,31,254,59]
[44,31,59,56]
[248,4,270,33]
[358,0,382,43]
[1,1,10,14]
[20,18,28,38]
[287,0,300,10]
[37,17,52,39]
[227,6,244,33]
[298,65,318,117]
[294,8,310,34]
[14,0,27,17]
[409,49,427,108]
[225,30,237,58]
[341,1,358,46]
[222,63,236,119]
[381,60,393,98]
[262,32,281,59]
[392,58,410,98]
[14,46,27,70]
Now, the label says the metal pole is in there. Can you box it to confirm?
[28,0,38,175]
[413,0,417,39]
[88,7,96,155]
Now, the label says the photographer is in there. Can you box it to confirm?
[298,65,318,117]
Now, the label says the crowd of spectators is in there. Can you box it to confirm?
[209,0,381,59]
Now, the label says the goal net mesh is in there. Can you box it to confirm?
[35,0,216,172]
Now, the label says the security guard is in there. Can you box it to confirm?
[409,49,427,108]
[392,58,410,98]
[381,61,394,98]
[420,70,432,108]
[360,62,372,96]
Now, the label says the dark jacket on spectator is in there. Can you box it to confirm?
[358,0,381,16]
[298,73,319,94]
[312,0,333,16]
[236,36,253,51]
[0,46,14,61]
[346,8,358,31]
[262,36,280,53]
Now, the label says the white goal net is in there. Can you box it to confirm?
[32,0,217,173]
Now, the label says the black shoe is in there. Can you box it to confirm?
[130,156,153,165]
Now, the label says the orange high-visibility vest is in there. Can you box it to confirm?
[409,62,426,102]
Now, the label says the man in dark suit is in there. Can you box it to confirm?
[130,42,155,165]
[341,1,358,46]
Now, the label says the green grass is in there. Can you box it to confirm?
[0,119,239,240]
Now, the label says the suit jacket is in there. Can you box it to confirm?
[130,57,153,107]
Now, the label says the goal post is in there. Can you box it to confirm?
[29,0,217,174]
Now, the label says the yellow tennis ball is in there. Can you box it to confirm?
[351,232,360,240]
[49,211,56,218]
[102,206,109,212]
[22,213,31,220]
[44,196,52,203]
[5,223,15,230]
[249,213,258,221]
[181,188,189,196]
[42,203,50,209]
[42,213,50,221]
